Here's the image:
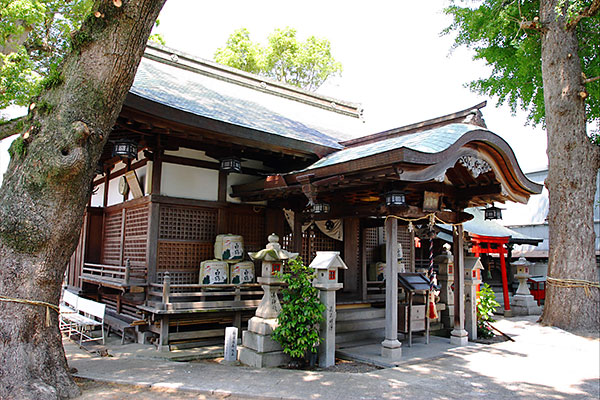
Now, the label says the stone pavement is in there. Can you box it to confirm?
[66,316,600,399]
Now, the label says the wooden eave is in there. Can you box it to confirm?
[119,93,339,158]
[231,128,543,210]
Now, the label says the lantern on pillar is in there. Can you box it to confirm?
[309,251,348,290]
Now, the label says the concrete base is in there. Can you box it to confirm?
[450,329,469,346]
[242,330,282,353]
[511,294,542,316]
[239,316,289,368]
[238,346,290,368]
[381,339,402,359]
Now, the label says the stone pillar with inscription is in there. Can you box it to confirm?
[238,234,298,368]
[434,244,454,330]
[309,251,347,368]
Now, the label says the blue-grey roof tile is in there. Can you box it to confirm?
[304,124,476,170]
[130,58,343,149]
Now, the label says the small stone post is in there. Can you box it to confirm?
[224,327,238,362]
[464,257,483,341]
[309,251,347,368]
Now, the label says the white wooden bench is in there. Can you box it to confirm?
[60,292,106,345]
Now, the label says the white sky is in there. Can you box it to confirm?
[1,0,549,186]
[153,0,548,173]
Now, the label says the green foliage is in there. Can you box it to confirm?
[272,257,325,360]
[8,135,27,158]
[0,0,164,113]
[443,0,599,134]
[214,27,342,91]
[477,283,500,339]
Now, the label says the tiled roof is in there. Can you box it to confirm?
[129,51,367,150]
[303,123,475,170]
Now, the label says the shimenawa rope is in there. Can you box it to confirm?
[0,295,60,327]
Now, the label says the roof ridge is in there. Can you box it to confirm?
[340,101,488,147]
[144,43,363,119]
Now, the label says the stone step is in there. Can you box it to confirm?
[336,317,386,333]
[336,328,385,345]
[335,307,385,322]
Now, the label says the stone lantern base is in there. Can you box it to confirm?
[511,294,542,316]
[238,317,290,368]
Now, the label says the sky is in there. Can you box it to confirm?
[152,0,548,173]
[1,0,549,186]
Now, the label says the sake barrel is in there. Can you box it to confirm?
[230,261,255,284]
[199,260,229,284]
[214,234,244,262]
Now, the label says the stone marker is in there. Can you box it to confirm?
[224,327,238,362]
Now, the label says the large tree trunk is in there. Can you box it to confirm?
[540,0,600,332]
[0,1,165,398]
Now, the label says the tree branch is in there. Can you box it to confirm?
[583,76,600,84]
[566,0,600,29]
[0,117,26,141]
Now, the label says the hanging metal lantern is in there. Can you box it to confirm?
[220,157,242,173]
[385,190,406,206]
[484,205,503,220]
[112,138,138,160]
[312,202,331,214]
[95,161,105,175]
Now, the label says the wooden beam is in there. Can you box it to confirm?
[93,158,148,187]
[162,154,268,176]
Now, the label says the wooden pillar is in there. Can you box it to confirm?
[451,223,468,345]
[361,224,368,301]
[123,159,131,203]
[218,170,228,202]
[151,149,163,195]
[265,208,285,239]
[146,202,160,284]
[292,210,303,254]
[102,167,111,207]
[381,216,402,358]
[343,217,359,294]
[158,316,170,352]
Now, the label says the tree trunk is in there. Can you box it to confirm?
[0,1,165,399]
[540,0,600,332]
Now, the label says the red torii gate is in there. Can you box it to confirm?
[470,234,511,313]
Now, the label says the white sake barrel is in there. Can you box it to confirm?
[230,261,255,284]
[199,260,229,284]
[214,234,244,262]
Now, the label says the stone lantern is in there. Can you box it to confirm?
[511,257,542,315]
[309,251,347,367]
[464,256,483,341]
[238,234,298,368]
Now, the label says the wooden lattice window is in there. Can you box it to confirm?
[157,205,218,273]
[301,226,343,264]
[159,206,217,241]
[123,206,149,267]
[227,210,265,253]
[364,227,380,266]
[101,210,123,266]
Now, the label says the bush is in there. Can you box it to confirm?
[272,257,325,360]
[477,283,500,339]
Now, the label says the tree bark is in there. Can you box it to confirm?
[540,0,600,332]
[0,1,165,399]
